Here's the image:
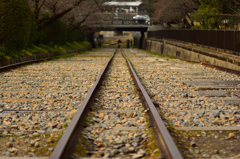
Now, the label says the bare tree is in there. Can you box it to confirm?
[148,0,198,28]
[63,1,103,31]
[28,0,102,30]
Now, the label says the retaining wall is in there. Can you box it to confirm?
[0,45,92,67]
[144,38,240,70]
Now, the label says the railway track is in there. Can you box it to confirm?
[123,48,240,158]
[1,46,240,159]
[0,49,113,157]
[50,49,181,159]
[0,48,182,159]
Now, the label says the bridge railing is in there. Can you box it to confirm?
[94,19,150,25]
[89,14,151,26]
[148,29,240,55]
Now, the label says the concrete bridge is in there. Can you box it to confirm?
[88,17,150,48]
[93,24,148,32]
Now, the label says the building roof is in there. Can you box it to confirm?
[103,2,143,7]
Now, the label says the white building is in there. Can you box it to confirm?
[103,2,147,14]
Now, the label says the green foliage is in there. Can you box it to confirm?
[28,13,38,47]
[0,0,33,55]
[13,41,89,60]
[0,41,89,59]
[190,25,205,30]
[191,0,240,29]
[37,18,68,46]
[0,3,88,59]
[67,28,84,42]
[36,12,84,47]
[81,41,91,46]
[170,26,183,30]
[191,0,220,29]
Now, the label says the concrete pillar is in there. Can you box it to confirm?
[88,33,96,48]
[139,31,145,49]
[136,7,138,14]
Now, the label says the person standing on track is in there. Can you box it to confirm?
[126,39,130,49]
[118,39,121,48]
[130,39,133,47]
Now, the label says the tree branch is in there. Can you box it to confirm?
[93,0,103,12]
[37,0,85,30]
[38,7,74,30]
[39,0,46,11]
[70,17,88,31]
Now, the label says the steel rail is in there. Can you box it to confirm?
[121,49,183,159]
[202,62,240,76]
[0,51,81,73]
[0,59,51,73]
[49,49,116,159]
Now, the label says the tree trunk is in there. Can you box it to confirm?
[34,0,39,22]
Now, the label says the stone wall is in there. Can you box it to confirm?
[0,45,92,67]
[144,38,240,70]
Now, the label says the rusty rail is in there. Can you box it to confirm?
[0,53,78,73]
[49,49,116,159]
[121,49,183,159]
[0,59,50,73]
[202,63,240,76]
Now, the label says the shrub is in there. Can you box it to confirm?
[28,13,38,47]
[191,25,205,30]
[67,28,84,42]
[0,0,33,55]
[36,20,84,47]
[37,11,68,46]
